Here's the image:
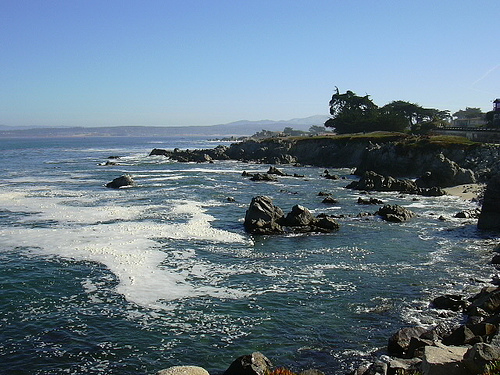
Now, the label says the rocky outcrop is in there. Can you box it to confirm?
[150,146,229,162]
[478,175,500,230]
[355,143,477,187]
[105,174,134,189]
[243,197,339,235]
[149,136,500,184]
[223,352,272,375]
[347,171,446,196]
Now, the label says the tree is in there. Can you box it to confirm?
[325,88,379,134]
[309,125,327,135]
[453,107,484,119]
[325,88,451,134]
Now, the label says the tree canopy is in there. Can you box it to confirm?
[325,88,450,134]
[453,107,484,119]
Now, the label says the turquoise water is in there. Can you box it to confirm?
[0,136,497,374]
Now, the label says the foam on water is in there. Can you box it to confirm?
[0,187,251,309]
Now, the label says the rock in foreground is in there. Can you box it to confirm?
[223,352,272,375]
[157,366,209,375]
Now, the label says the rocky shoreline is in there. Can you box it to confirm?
[145,134,500,375]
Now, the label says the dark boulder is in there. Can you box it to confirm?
[469,287,500,314]
[105,174,134,189]
[376,205,415,222]
[388,326,428,357]
[267,166,288,176]
[244,196,285,234]
[244,198,339,235]
[414,154,476,188]
[250,173,278,182]
[314,215,340,231]
[455,208,481,219]
[442,323,497,346]
[463,343,500,375]
[478,175,500,230]
[357,197,384,205]
[223,352,272,375]
[431,295,466,312]
[347,171,446,196]
[322,196,338,204]
[285,205,315,227]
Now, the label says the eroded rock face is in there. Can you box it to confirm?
[478,175,500,230]
[105,174,134,189]
[414,153,476,188]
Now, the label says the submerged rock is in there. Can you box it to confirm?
[105,174,134,189]
[376,204,416,222]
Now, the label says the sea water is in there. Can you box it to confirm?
[0,136,498,374]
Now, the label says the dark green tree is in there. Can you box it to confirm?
[325,88,379,134]
[453,107,484,119]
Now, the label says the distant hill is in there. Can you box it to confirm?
[0,115,330,138]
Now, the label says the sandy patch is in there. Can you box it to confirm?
[444,183,485,200]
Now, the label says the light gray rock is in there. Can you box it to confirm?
[157,366,209,375]
[421,344,469,375]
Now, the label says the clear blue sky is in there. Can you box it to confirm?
[1,0,498,127]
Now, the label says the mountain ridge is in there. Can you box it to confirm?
[0,115,330,137]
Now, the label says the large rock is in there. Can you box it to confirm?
[388,326,428,357]
[421,344,469,375]
[285,205,315,227]
[244,196,285,234]
[157,366,209,375]
[376,205,416,223]
[244,198,340,235]
[105,174,134,189]
[223,352,272,375]
[463,343,500,374]
[478,175,500,230]
[414,153,476,188]
[431,295,466,312]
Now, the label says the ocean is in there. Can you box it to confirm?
[0,136,497,375]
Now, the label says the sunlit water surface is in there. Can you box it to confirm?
[0,136,497,374]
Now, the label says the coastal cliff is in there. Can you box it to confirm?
[150,133,500,187]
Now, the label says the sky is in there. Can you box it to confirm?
[1,0,499,127]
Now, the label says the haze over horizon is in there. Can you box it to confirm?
[1,1,499,128]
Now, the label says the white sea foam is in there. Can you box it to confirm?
[0,188,251,309]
